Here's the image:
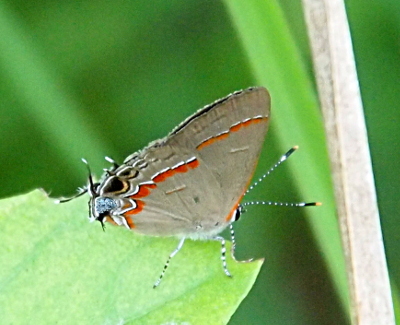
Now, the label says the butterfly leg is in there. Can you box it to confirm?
[214,236,232,278]
[228,223,254,263]
[229,224,238,260]
[153,237,185,288]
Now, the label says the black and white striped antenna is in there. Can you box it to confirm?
[241,145,321,211]
[228,146,321,258]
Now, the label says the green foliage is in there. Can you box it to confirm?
[0,0,398,324]
[0,191,262,324]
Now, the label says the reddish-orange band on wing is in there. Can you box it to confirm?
[153,159,199,183]
[197,116,268,151]
[124,199,145,215]
[124,215,136,229]
[131,183,157,198]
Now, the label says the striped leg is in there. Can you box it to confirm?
[153,237,185,288]
[214,236,232,277]
[229,224,237,260]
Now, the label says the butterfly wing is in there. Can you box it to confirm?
[99,87,270,238]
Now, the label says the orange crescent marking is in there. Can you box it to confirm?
[131,183,157,198]
[242,119,253,128]
[197,116,268,151]
[174,164,188,173]
[254,116,268,123]
[153,169,176,183]
[197,138,214,150]
[124,200,145,215]
[216,132,229,141]
[197,133,229,150]
[153,159,199,183]
[124,215,136,229]
[187,158,199,169]
[230,123,242,132]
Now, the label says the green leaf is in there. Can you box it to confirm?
[0,190,262,324]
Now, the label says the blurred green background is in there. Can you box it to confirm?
[0,0,398,324]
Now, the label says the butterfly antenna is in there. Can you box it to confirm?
[103,156,119,175]
[81,158,97,198]
[244,146,298,196]
[241,200,321,211]
[240,146,321,212]
[55,158,93,203]
[55,158,99,204]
